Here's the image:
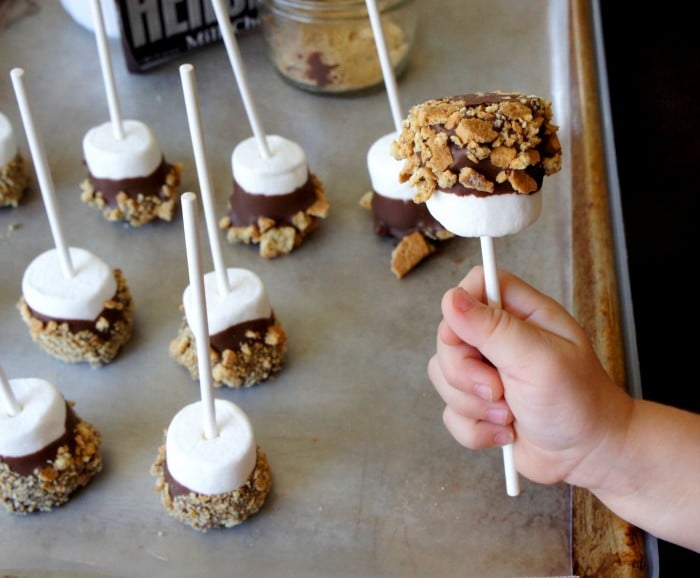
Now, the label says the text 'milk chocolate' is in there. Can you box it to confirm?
[116,0,260,73]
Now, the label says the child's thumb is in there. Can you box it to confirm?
[442,286,535,368]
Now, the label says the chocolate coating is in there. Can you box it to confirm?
[227,174,317,226]
[87,158,172,204]
[371,192,445,238]
[27,299,126,336]
[209,317,275,355]
[441,142,545,197]
[1,403,77,477]
[457,91,520,107]
[440,92,549,196]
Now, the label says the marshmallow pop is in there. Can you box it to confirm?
[366,132,453,263]
[11,68,135,367]
[392,91,563,497]
[170,64,288,388]
[360,0,452,279]
[391,92,562,237]
[80,0,182,227]
[209,0,329,259]
[0,364,102,514]
[0,111,29,207]
[152,193,271,532]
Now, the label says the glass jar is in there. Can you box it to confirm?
[259,0,418,95]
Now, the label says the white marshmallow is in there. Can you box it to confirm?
[0,112,18,167]
[166,399,257,495]
[22,247,117,321]
[426,190,542,238]
[232,135,308,195]
[0,378,66,458]
[367,132,415,201]
[60,0,121,39]
[83,119,162,180]
[183,268,272,337]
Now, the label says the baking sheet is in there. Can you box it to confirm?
[0,1,579,576]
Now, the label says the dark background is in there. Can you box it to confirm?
[599,2,700,575]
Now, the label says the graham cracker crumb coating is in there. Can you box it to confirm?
[0,153,30,208]
[17,268,135,367]
[80,162,183,227]
[169,316,288,388]
[218,173,329,259]
[151,443,272,532]
[391,91,562,203]
[0,407,102,514]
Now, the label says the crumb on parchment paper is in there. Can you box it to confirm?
[1,222,22,243]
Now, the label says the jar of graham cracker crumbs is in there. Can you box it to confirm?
[260,0,417,94]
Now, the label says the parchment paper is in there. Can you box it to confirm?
[0,1,577,576]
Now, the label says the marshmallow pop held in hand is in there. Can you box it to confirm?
[219,135,330,258]
[0,373,102,514]
[391,92,563,238]
[0,111,30,208]
[392,91,562,498]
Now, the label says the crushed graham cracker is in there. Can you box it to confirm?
[80,162,183,227]
[169,314,288,388]
[0,152,29,208]
[0,406,102,514]
[151,442,271,532]
[391,91,562,203]
[17,268,135,367]
[219,173,329,259]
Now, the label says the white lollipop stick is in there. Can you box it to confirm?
[211,0,271,159]
[181,192,218,440]
[480,236,520,497]
[0,364,21,418]
[366,0,403,132]
[179,64,230,296]
[90,0,124,140]
[10,68,75,279]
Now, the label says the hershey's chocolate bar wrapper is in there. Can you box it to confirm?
[116,0,260,73]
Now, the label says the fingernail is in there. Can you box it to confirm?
[486,408,509,425]
[494,430,514,446]
[475,384,492,401]
[452,287,471,312]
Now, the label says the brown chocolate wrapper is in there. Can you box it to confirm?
[116,0,260,73]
